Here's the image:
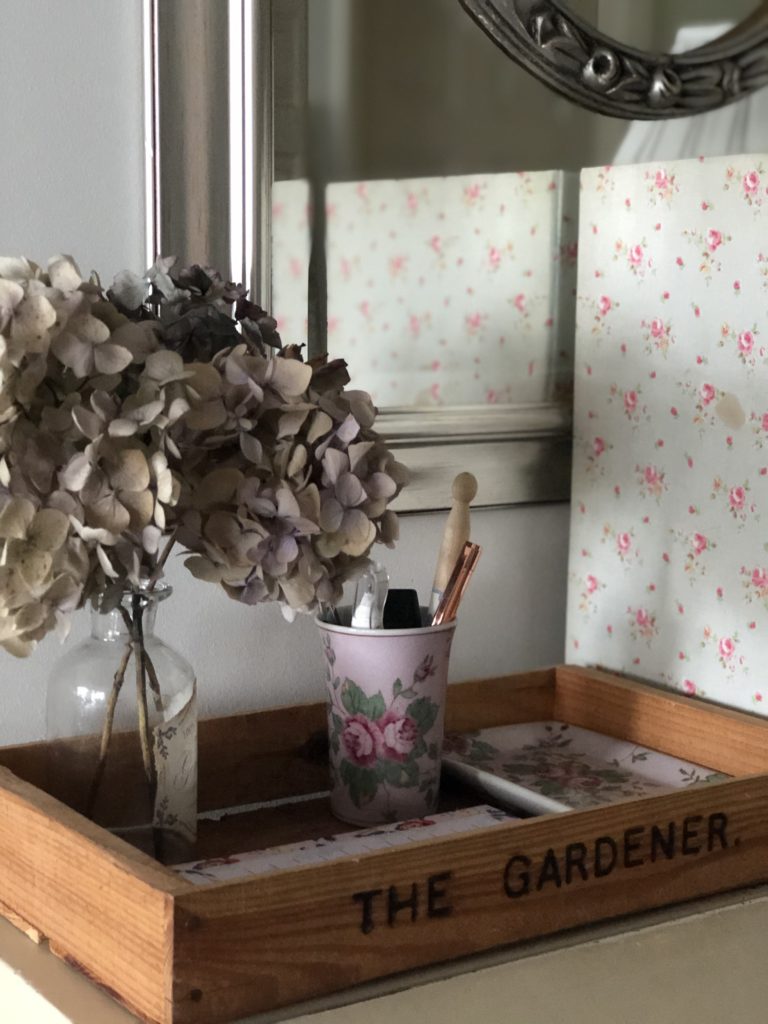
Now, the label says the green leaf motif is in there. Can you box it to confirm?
[410,736,427,761]
[406,696,439,736]
[340,759,378,807]
[393,679,403,698]
[380,758,419,788]
[341,679,386,721]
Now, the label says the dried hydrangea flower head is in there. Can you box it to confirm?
[0,255,408,652]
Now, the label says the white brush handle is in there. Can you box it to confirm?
[428,472,478,615]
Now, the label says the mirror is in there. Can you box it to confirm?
[153,0,767,511]
[460,0,768,118]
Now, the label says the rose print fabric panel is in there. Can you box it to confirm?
[272,178,311,345]
[567,153,768,714]
[326,171,578,407]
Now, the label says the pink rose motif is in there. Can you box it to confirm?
[699,382,716,405]
[650,317,665,338]
[636,608,650,627]
[752,568,768,589]
[342,715,381,767]
[738,330,754,354]
[628,244,644,266]
[586,574,598,594]
[598,295,612,316]
[692,533,708,555]
[761,413,768,432]
[376,711,419,763]
[718,637,735,660]
[593,436,605,456]
[706,228,723,253]
[655,169,669,190]
[729,485,746,511]
[617,532,632,554]
[624,390,638,414]
[682,679,697,696]
[743,170,760,195]
[644,465,659,485]
[514,293,526,313]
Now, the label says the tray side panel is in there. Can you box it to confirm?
[171,776,768,1024]
[0,767,184,1024]
[554,666,768,775]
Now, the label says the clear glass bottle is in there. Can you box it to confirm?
[46,583,197,863]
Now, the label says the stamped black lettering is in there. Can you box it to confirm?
[353,888,382,935]
[623,825,645,868]
[387,883,419,926]
[564,841,589,884]
[594,836,618,877]
[504,854,531,898]
[707,812,729,850]
[650,821,676,861]
[536,847,563,890]
[682,815,703,855]
[427,872,453,918]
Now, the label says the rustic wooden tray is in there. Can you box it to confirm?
[1,664,767,1024]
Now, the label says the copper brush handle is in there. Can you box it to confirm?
[431,541,481,625]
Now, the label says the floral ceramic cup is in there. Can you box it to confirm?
[316,612,457,826]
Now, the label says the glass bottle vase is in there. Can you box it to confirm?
[46,583,197,863]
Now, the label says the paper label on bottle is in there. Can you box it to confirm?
[152,680,197,843]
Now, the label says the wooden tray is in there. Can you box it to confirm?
[1,664,768,1024]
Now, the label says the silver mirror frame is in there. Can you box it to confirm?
[144,0,571,513]
[459,0,768,119]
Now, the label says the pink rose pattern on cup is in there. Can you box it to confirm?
[326,170,578,407]
[568,155,768,711]
[327,652,442,813]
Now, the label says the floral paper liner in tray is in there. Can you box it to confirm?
[173,804,516,885]
[442,721,729,815]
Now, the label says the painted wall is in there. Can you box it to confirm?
[0,1,570,743]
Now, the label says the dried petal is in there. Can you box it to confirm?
[28,509,69,552]
[94,342,133,375]
[307,410,333,445]
[336,473,365,508]
[108,449,150,492]
[196,468,243,507]
[0,497,36,539]
[185,399,227,431]
[72,406,103,441]
[339,509,376,557]
[184,555,224,582]
[269,357,312,397]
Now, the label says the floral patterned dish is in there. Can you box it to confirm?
[442,721,728,815]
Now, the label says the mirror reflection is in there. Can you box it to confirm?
[271,0,764,411]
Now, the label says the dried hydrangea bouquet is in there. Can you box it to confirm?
[0,255,406,859]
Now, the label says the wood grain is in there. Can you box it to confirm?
[0,766,188,1024]
[172,775,768,1023]
[0,671,555,826]
[554,665,768,775]
[1,667,767,1024]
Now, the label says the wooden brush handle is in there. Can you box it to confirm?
[428,472,478,614]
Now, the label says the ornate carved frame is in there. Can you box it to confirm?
[459,0,768,119]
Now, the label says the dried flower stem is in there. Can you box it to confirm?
[131,596,156,803]
[148,529,177,591]
[85,639,132,817]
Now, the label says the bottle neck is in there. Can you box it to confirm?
[90,587,170,641]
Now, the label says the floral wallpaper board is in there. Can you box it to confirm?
[567,153,768,715]
[272,178,311,346]
[443,721,725,816]
[172,804,515,885]
[325,170,578,408]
